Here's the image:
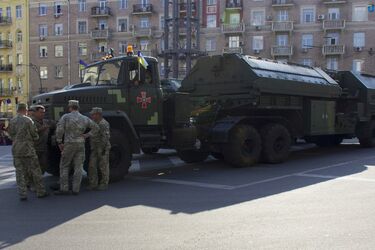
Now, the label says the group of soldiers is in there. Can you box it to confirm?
[8,100,111,201]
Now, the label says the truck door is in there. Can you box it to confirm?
[127,58,160,126]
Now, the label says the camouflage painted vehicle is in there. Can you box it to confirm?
[180,54,375,167]
[32,55,197,181]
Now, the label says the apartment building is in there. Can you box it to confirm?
[0,0,29,116]
[202,0,375,74]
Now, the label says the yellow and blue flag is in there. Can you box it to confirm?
[137,51,149,69]
[79,59,88,70]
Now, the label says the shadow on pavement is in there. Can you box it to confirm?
[0,144,372,248]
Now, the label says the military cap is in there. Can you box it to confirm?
[90,107,103,114]
[29,104,45,112]
[67,100,79,107]
[17,103,28,111]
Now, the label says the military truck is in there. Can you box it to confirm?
[32,55,198,181]
[180,54,375,167]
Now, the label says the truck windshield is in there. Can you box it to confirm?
[82,61,122,86]
[82,66,99,85]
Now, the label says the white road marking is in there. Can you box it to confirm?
[149,178,234,190]
[295,173,375,183]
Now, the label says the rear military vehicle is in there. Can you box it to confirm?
[180,54,375,167]
[32,55,198,181]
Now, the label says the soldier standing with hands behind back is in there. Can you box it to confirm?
[87,107,111,191]
[55,100,98,195]
[8,103,49,201]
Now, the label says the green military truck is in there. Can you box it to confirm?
[180,54,375,167]
[32,55,198,181]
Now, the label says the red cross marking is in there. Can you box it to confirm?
[136,91,152,109]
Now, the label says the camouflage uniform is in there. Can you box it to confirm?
[88,113,111,188]
[56,106,98,193]
[30,114,50,173]
[8,112,47,199]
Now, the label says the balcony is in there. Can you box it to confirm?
[0,40,12,49]
[271,21,293,32]
[322,0,347,4]
[133,27,152,37]
[272,0,294,7]
[0,64,13,72]
[271,46,293,56]
[223,47,243,54]
[133,4,153,14]
[226,1,242,9]
[0,16,11,25]
[0,89,13,97]
[180,2,196,12]
[91,52,107,61]
[91,29,110,40]
[222,23,245,34]
[323,19,345,30]
[322,44,345,55]
[91,7,111,17]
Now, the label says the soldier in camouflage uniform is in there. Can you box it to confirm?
[87,107,111,191]
[8,103,49,201]
[55,100,98,195]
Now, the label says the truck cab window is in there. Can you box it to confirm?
[97,61,122,85]
[128,59,154,86]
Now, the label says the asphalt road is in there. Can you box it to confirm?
[1,140,375,249]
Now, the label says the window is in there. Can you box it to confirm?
[352,60,363,72]
[276,34,288,46]
[302,58,313,67]
[207,15,216,28]
[39,24,48,37]
[78,42,87,56]
[277,10,288,21]
[39,46,48,57]
[17,78,23,93]
[6,7,11,18]
[16,31,22,42]
[353,6,368,22]
[140,39,149,51]
[253,36,264,50]
[205,38,216,52]
[55,66,63,78]
[99,0,107,9]
[301,7,315,24]
[7,55,12,65]
[326,57,338,70]
[118,18,128,32]
[55,2,62,15]
[16,6,22,19]
[119,0,128,9]
[16,53,23,65]
[140,17,149,28]
[328,8,340,20]
[40,67,48,79]
[55,45,63,57]
[119,41,127,54]
[8,78,13,91]
[251,9,265,26]
[326,33,339,45]
[78,21,87,34]
[78,0,86,12]
[39,4,47,16]
[98,61,121,86]
[353,32,365,48]
[229,13,240,24]
[302,34,313,48]
[54,24,63,36]
[229,36,240,48]
[99,20,107,30]
[207,0,216,5]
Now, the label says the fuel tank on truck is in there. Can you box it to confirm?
[180,54,342,102]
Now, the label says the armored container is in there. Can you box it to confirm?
[181,54,375,167]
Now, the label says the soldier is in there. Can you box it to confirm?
[55,100,98,195]
[8,103,49,201]
[87,107,111,191]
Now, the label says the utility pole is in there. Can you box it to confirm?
[67,0,71,86]
[162,0,204,79]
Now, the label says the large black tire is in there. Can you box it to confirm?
[261,123,291,164]
[177,150,209,163]
[222,125,262,167]
[356,121,375,147]
[108,129,132,182]
[46,146,61,177]
[142,147,159,154]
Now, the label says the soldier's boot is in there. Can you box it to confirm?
[37,192,50,198]
[54,190,72,195]
[96,184,108,191]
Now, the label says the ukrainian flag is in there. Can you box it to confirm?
[137,51,149,69]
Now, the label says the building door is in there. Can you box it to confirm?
[328,8,340,20]
[229,13,240,24]
[276,34,288,46]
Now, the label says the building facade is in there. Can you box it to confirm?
[28,0,375,94]
[0,0,29,116]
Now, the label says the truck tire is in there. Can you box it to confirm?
[109,129,132,182]
[46,146,61,176]
[357,121,375,147]
[142,147,159,154]
[177,150,209,163]
[261,124,291,164]
[223,125,262,167]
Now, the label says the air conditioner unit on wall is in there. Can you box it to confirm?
[354,47,363,52]
[318,15,325,20]
[39,36,45,41]
[266,15,273,21]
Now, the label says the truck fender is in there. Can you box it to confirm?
[101,110,141,154]
[210,116,248,143]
